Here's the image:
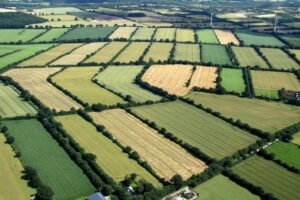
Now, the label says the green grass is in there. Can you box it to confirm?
[292,132,300,145]
[113,42,149,63]
[266,142,300,170]
[194,175,259,200]
[33,28,69,42]
[55,114,162,187]
[0,29,46,43]
[233,155,300,200]
[131,27,155,40]
[196,29,219,44]
[131,101,258,160]
[0,83,37,118]
[94,65,161,102]
[232,46,269,68]
[220,68,245,93]
[3,119,95,200]
[143,42,173,62]
[185,92,300,133]
[281,35,300,47]
[57,27,115,41]
[174,43,201,62]
[201,44,231,65]
[154,28,176,41]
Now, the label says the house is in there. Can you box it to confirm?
[87,192,106,200]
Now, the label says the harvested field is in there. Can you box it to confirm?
[94,65,161,102]
[32,28,69,42]
[50,42,106,65]
[131,101,258,160]
[233,155,300,200]
[18,43,82,67]
[214,29,240,45]
[196,29,219,44]
[57,27,115,41]
[4,68,81,111]
[0,29,46,43]
[84,42,128,64]
[143,42,173,62]
[174,43,201,63]
[176,28,195,42]
[131,27,155,40]
[154,28,176,41]
[189,66,218,89]
[235,30,285,46]
[89,109,207,181]
[34,7,82,15]
[292,132,300,145]
[113,42,150,63]
[290,49,300,61]
[201,44,232,65]
[232,46,269,68]
[221,68,245,93]
[142,64,193,96]
[109,27,136,39]
[55,114,161,187]
[52,67,125,105]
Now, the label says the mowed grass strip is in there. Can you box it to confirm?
[143,42,173,62]
[0,29,46,43]
[131,101,258,160]
[196,29,219,44]
[84,42,128,64]
[235,30,285,46]
[185,92,300,133]
[260,48,299,70]
[221,68,245,94]
[3,119,95,200]
[176,28,195,42]
[193,175,259,200]
[0,83,37,118]
[214,29,240,45]
[57,27,116,41]
[89,109,207,181]
[201,44,232,65]
[52,67,125,105]
[154,28,176,41]
[4,68,82,111]
[32,28,69,42]
[0,134,35,199]
[109,27,136,39]
[251,70,300,99]
[174,43,201,62]
[55,114,161,187]
[131,27,155,40]
[233,155,300,200]
[189,66,217,90]
[232,46,269,68]
[113,42,150,63]
[94,65,161,102]
[18,43,82,67]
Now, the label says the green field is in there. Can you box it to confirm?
[196,29,219,44]
[143,42,173,62]
[266,142,300,170]
[57,27,115,41]
[292,132,300,145]
[235,30,285,47]
[52,67,125,105]
[3,119,95,200]
[232,46,269,68]
[194,175,259,200]
[0,29,46,43]
[131,27,155,40]
[113,42,150,63]
[220,68,245,93]
[201,44,231,65]
[185,92,300,133]
[55,114,162,187]
[0,83,36,118]
[281,35,300,47]
[33,28,69,42]
[94,65,161,102]
[154,28,176,41]
[260,48,299,70]
[174,43,201,62]
[0,47,16,57]
[131,101,258,160]
[233,155,300,200]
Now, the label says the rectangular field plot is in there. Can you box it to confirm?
[185,92,300,133]
[32,28,69,42]
[201,44,232,65]
[89,109,207,181]
[154,28,176,41]
[235,30,285,47]
[84,42,128,64]
[196,29,219,44]
[176,29,195,42]
[290,49,300,61]
[0,83,36,118]
[55,114,161,187]
[0,134,35,200]
[131,27,155,40]
[233,156,300,200]
[260,48,299,70]
[113,42,150,63]
[94,65,161,102]
[57,27,116,41]
[214,29,240,45]
[142,64,193,96]
[193,175,259,200]
[4,68,81,111]
[131,101,258,160]
[174,43,201,63]
[221,68,245,94]
[281,35,300,47]
[52,67,125,105]
[232,46,269,68]
[0,29,46,43]
[18,43,82,67]
[143,42,173,62]
[189,66,217,89]
[3,119,95,200]
[251,70,300,99]
[50,42,106,65]
[109,27,136,39]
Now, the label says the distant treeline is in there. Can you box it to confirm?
[0,12,46,28]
